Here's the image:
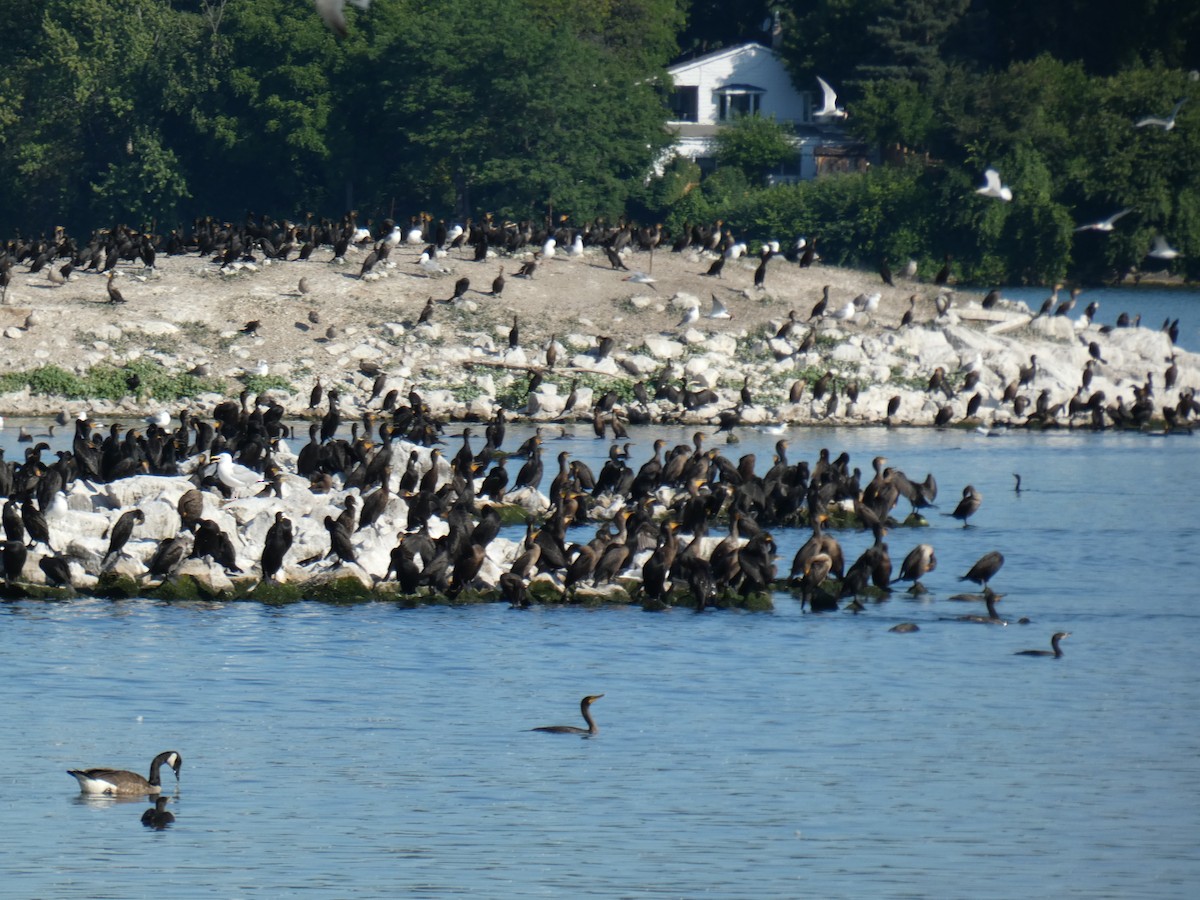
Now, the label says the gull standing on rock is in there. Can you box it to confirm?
[212,452,264,496]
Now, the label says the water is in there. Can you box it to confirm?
[2,420,1198,897]
[998,284,1198,352]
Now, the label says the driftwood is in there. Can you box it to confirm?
[460,358,619,378]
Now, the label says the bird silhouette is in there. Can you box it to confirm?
[814,76,847,120]
[315,0,371,37]
[976,168,1013,201]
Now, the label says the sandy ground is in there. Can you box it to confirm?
[0,241,951,418]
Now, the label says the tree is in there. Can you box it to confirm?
[713,114,796,185]
[0,0,197,228]
[352,0,679,220]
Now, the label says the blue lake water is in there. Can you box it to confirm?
[2,420,1198,897]
[998,283,1198,352]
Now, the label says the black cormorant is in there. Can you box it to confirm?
[1015,632,1070,658]
[141,796,175,829]
[532,695,604,735]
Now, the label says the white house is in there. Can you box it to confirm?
[664,42,867,182]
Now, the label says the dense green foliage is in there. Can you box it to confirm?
[665,0,1200,282]
[713,115,796,186]
[2,1,1199,283]
[0,0,684,228]
[0,361,223,401]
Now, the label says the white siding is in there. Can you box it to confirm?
[667,44,810,126]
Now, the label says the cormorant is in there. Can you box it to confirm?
[261,512,293,581]
[1015,632,1070,658]
[959,551,1004,588]
[141,796,175,829]
[949,485,982,526]
[532,695,604,735]
[101,508,144,568]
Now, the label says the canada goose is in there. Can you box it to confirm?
[68,750,182,795]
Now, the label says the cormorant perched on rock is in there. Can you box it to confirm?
[177,488,203,531]
[38,554,73,589]
[949,485,982,526]
[191,519,241,572]
[959,551,1004,588]
[21,499,52,551]
[261,512,293,582]
[322,515,357,566]
[893,543,936,593]
[101,508,144,568]
[306,379,323,411]
[2,539,27,584]
[144,536,188,582]
[511,444,544,492]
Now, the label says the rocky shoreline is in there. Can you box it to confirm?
[0,244,1193,429]
[0,239,1194,601]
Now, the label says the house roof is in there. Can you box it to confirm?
[666,42,776,76]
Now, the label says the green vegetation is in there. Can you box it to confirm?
[240,373,294,394]
[1,1,1197,283]
[661,1,1200,283]
[0,0,684,226]
[0,360,224,401]
[713,114,796,186]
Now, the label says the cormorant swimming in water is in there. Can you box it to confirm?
[1015,632,1070,657]
[951,589,1007,625]
[532,694,604,735]
[141,796,175,829]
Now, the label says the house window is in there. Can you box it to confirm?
[715,84,765,121]
[668,86,699,122]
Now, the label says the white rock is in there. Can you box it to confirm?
[705,334,738,356]
[619,354,658,378]
[642,337,684,360]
